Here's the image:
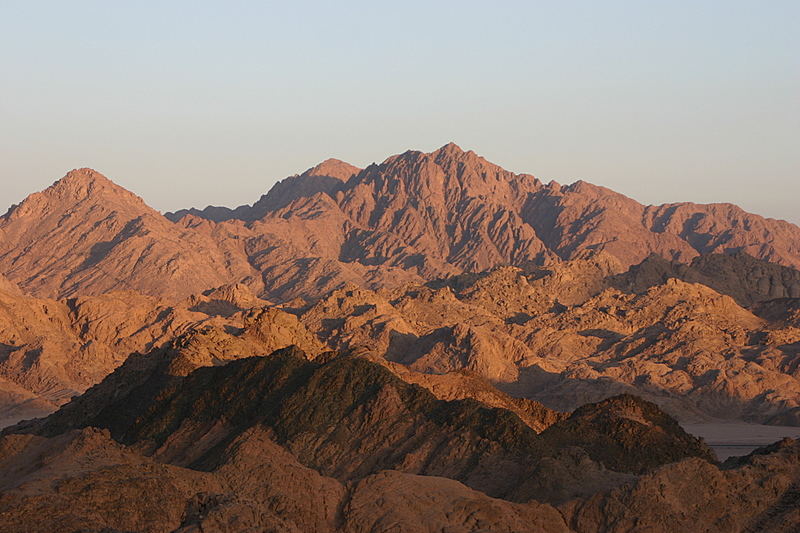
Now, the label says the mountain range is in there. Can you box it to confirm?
[3,143,800,303]
[1,144,799,532]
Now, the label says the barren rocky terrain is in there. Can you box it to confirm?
[1,145,799,531]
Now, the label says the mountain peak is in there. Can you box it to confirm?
[53,168,150,206]
[430,143,491,170]
[385,143,471,165]
[53,168,117,195]
[436,141,464,152]
[3,168,151,224]
[62,167,109,182]
[305,158,361,181]
[434,142,465,154]
[48,168,139,203]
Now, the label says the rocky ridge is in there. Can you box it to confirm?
[2,251,800,430]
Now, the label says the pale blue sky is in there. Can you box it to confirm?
[1,1,798,221]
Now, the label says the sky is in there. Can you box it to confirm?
[1,1,798,222]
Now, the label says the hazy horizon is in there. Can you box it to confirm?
[2,1,798,222]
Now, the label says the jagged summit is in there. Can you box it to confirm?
[380,142,496,174]
[435,141,464,152]
[11,168,148,220]
[305,158,361,180]
[61,167,108,182]
[165,158,362,223]
[431,141,481,162]
[53,168,135,198]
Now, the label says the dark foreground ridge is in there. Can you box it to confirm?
[1,345,798,532]
[7,346,712,501]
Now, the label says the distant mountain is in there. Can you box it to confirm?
[0,169,258,300]
[3,145,800,303]
[165,158,362,222]
[173,142,800,281]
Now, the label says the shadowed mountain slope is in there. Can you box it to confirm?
[1,342,797,533]
[1,426,796,533]
[611,251,800,307]
[6,343,713,504]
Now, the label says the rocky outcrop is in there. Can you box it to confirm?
[0,425,574,533]
[563,439,800,533]
[0,286,218,416]
[0,280,325,429]
[3,250,799,430]
[291,265,800,425]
